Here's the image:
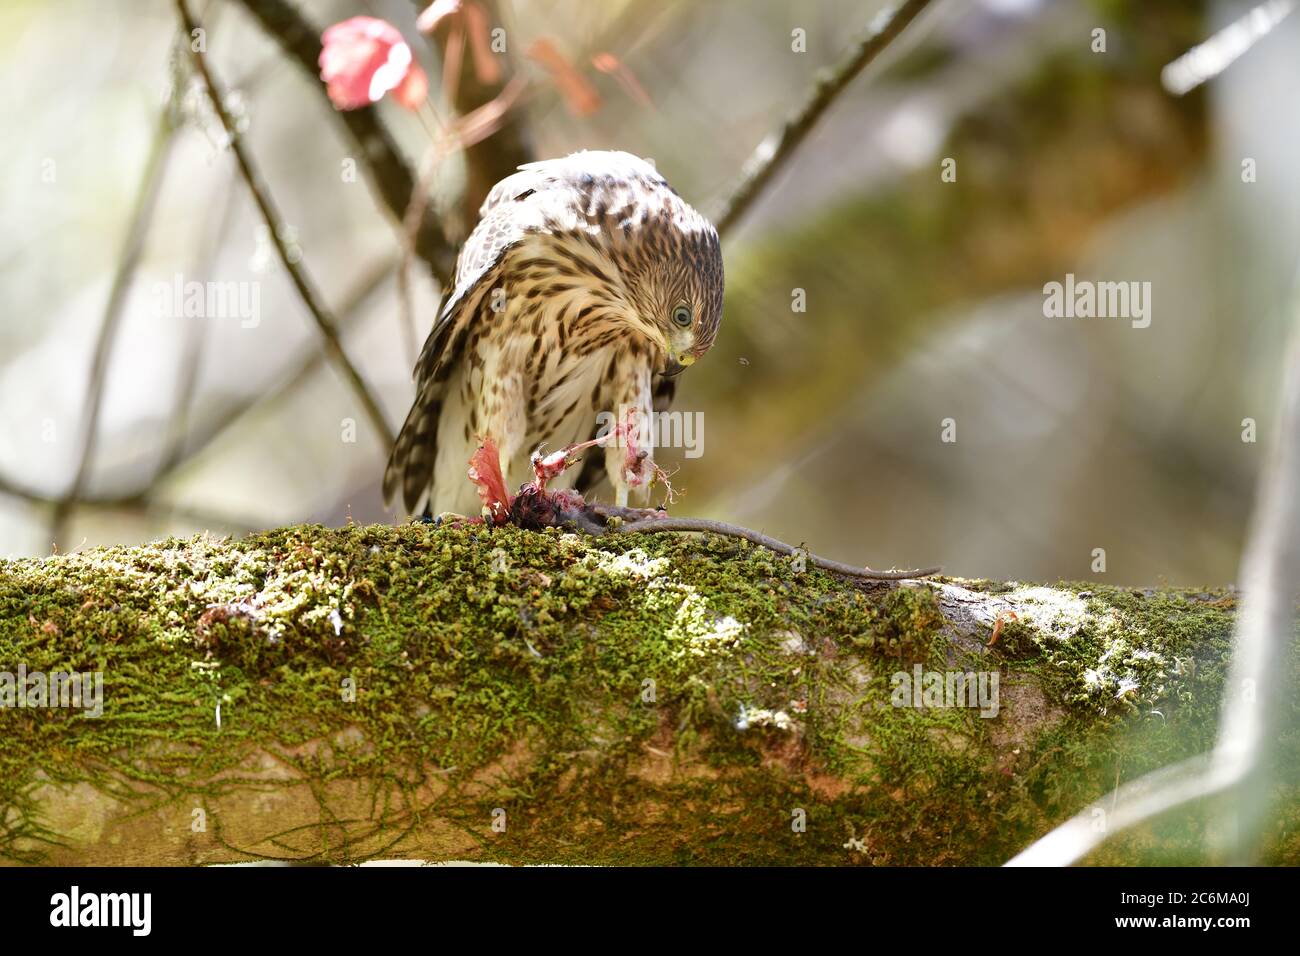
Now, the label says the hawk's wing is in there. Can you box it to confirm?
[414,167,552,383]
[383,161,583,511]
[425,150,668,370]
[383,194,539,511]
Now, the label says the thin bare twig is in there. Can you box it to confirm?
[0,256,395,526]
[236,0,456,284]
[155,162,241,479]
[158,256,397,484]
[176,0,395,451]
[527,0,679,122]
[49,98,180,551]
[398,75,529,376]
[1207,328,1299,862]
[38,10,306,550]
[398,144,451,371]
[714,0,937,236]
[611,516,940,580]
[414,0,535,226]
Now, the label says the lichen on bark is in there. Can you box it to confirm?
[0,523,1293,865]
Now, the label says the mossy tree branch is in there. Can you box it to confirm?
[1,523,1292,866]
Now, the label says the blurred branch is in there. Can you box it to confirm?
[416,0,535,228]
[1007,297,1300,867]
[399,145,454,372]
[527,0,679,123]
[234,0,456,284]
[0,474,260,540]
[155,163,241,479]
[1208,324,1300,862]
[48,95,181,550]
[0,258,394,533]
[156,255,397,484]
[713,0,937,237]
[177,0,395,451]
[1161,0,1296,96]
[39,8,311,550]
[398,75,529,392]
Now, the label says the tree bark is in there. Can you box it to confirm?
[0,523,1289,865]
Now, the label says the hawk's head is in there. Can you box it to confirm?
[530,151,724,376]
[608,155,724,376]
[637,209,725,377]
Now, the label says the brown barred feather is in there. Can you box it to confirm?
[383,151,723,515]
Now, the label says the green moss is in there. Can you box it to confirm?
[0,525,1290,865]
[970,580,1297,864]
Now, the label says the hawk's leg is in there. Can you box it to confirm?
[603,367,655,508]
[612,475,632,509]
[480,366,528,494]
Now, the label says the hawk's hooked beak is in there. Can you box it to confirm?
[663,352,696,377]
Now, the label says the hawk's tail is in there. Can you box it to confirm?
[382,386,441,514]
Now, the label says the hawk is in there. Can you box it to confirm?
[383,150,724,517]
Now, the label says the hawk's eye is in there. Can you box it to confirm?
[672,304,692,328]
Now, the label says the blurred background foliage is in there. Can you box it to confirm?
[1,0,1296,587]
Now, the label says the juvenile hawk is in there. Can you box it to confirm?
[384,151,724,516]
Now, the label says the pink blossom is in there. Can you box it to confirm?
[319,16,428,111]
